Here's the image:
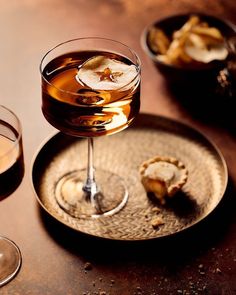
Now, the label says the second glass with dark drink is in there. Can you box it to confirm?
[0,105,24,286]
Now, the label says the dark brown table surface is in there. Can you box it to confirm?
[0,1,236,294]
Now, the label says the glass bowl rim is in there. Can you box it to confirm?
[40,37,141,95]
[0,105,22,160]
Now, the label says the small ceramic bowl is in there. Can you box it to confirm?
[142,13,236,86]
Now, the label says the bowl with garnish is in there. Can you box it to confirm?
[142,13,236,87]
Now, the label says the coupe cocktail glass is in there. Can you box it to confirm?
[40,38,141,218]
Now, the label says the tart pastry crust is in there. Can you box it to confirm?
[140,156,188,203]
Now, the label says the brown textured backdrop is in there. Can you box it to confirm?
[0,1,236,294]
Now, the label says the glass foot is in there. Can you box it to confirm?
[0,236,22,287]
[55,169,128,218]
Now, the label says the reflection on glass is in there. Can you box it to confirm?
[40,38,141,218]
[0,105,24,286]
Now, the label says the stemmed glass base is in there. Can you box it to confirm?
[55,169,128,218]
[0,236,21,286]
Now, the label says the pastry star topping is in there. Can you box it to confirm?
[96,67,123,82]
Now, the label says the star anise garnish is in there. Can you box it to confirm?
[96,67,123,82]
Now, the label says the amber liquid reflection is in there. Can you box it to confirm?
[0,121,24,198]
[42,51,140,137]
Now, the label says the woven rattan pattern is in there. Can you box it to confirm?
[33,114,227,240]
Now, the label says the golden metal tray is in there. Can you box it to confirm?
[31,114,228,241]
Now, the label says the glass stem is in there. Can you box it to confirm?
[83,138,99,201]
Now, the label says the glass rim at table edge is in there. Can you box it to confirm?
[39,37,141,96]
[0,104,22,160]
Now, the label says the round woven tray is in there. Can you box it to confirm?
[31,114,228,241]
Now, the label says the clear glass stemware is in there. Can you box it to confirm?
[40,38,141,218]
[0,105,24,286]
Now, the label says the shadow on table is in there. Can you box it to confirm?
[38,177,236,270]
[166,81,236,133]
